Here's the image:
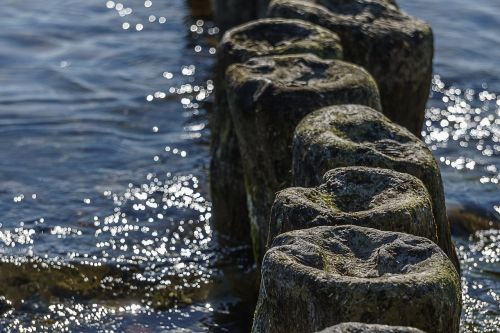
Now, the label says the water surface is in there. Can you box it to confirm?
[0,0,255,331]
[0,0,498,331]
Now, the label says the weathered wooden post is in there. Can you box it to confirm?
[268,166,438,245]
[211,19,343,244]
[212,0,274,31]
[253,226,461,333]
[268,0,434,135]
[226,54,381,261]
[211,0,258,31]
[292,104,460,270]
[316,323,427,333]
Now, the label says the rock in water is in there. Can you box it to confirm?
[253,225,461,333]
[268,0,434,135]
[269,166,437,246]
[316,322,427,333]
[292,104,460,271]
[226,54,381,261]
[211,18,343,246]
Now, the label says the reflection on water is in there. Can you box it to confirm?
[0,0,255,332]
[0,0,497,332]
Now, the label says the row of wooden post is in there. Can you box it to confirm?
[210,1,462,332]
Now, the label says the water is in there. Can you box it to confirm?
[399,1,500,331]
[0,0,497,332]
[0,0,254,331]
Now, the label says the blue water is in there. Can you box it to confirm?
[400,0,500,216]
[0,0,257,331]
[0,0,497,331]
[400,2,499,331]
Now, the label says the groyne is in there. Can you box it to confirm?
[210,0,462,332]
[210,18,344,246]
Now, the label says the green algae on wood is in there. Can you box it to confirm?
[292,104,460,271]
[253,225,461,333]
[211,18,343,246]
[226,54,381,262]
[268,166,438,247]
[267,0,434,135]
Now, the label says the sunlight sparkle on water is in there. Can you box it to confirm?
[425,76,499,332]
[425,75,499,207]
[0,0,220,330]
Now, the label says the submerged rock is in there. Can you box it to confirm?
[268,0,434,135]
[269,166,437,246]
[226,54,381,261]
[292,104,460,271]
[0,257,204,310]
[447,202,500,236]
[253,225,461,333]
[211,18,343,246]
[317,322,427,333]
